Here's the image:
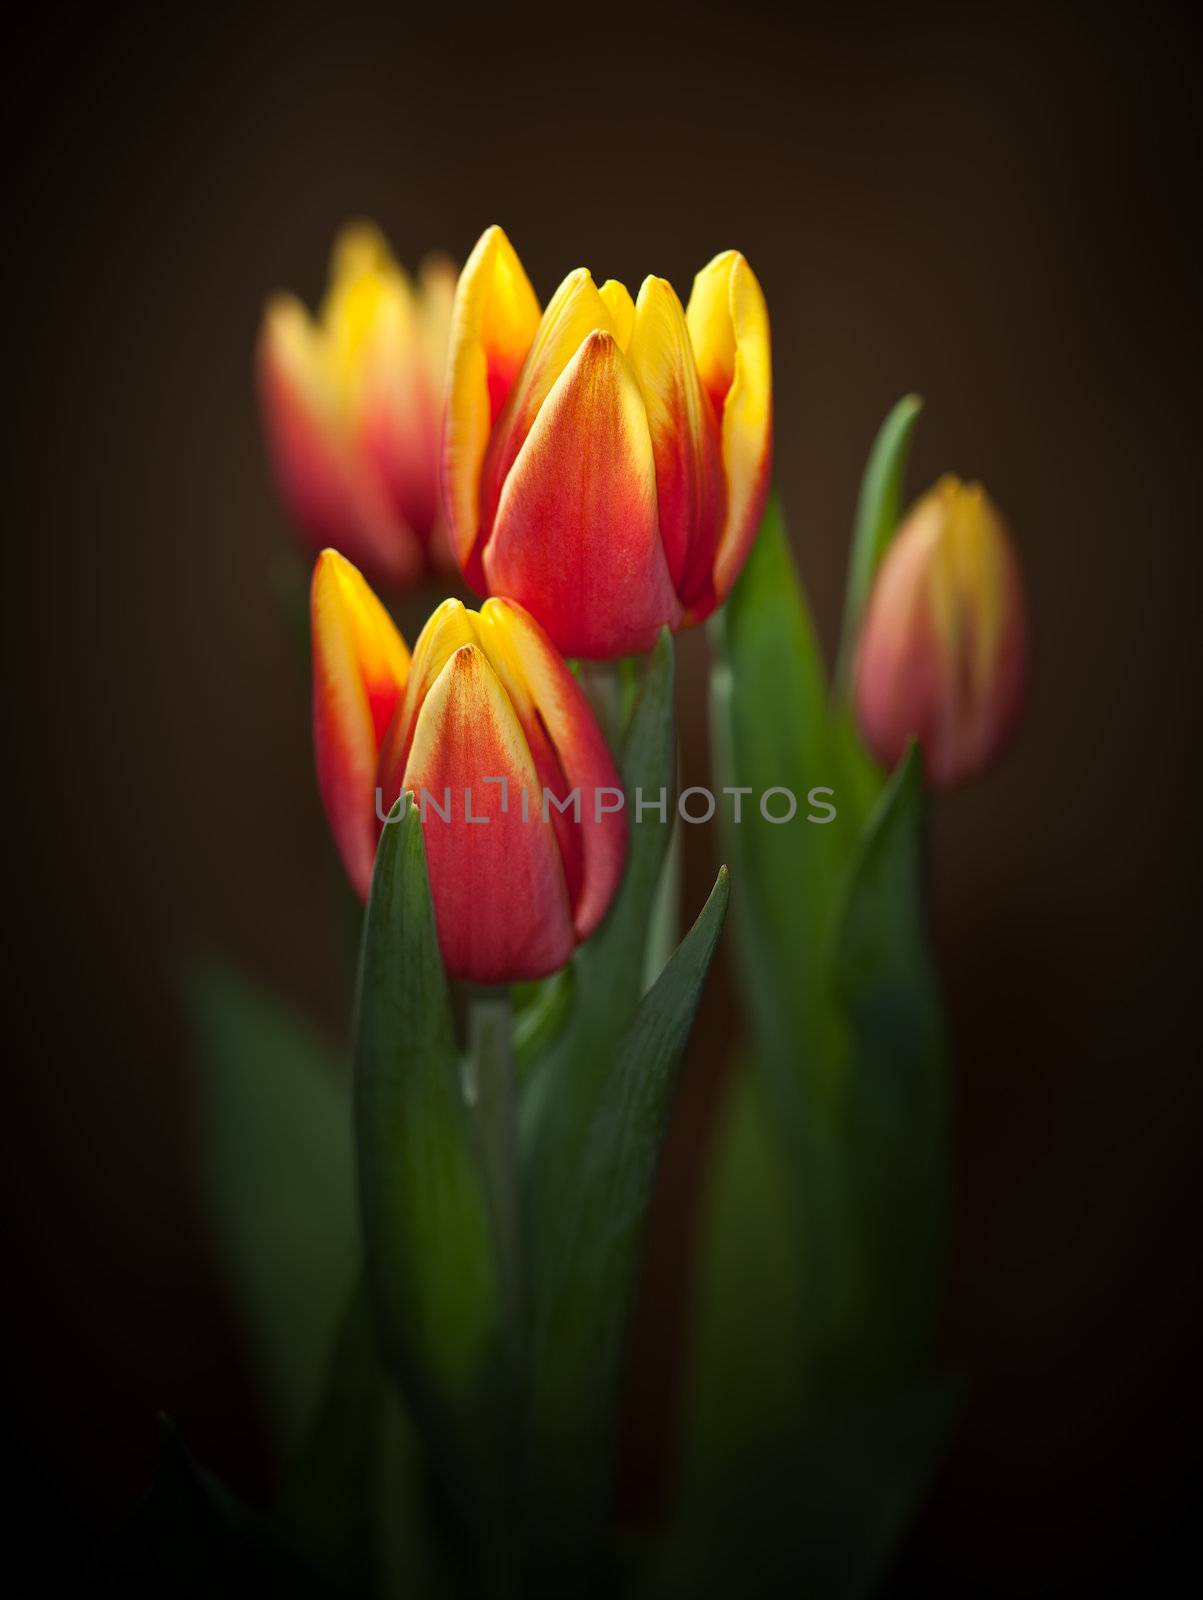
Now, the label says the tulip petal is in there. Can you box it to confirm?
[479,269,625,543]
[475,600,628,940]
[599,279,635,350]
[255,297,425,585]
[685,251,773,606]
[324,231,448,548]
[259,223,456,579]
[628,276,727,612]
[258,296,425,584]
[853,509,945,774]
[484,331,681,659]
[402,644,576,983]
[930,483,1028,783]
[320,222,409,402]
[311,550,411,899]
[408,254,459,554]
[442,226,542,586]
[376,597,479,809]
[854,478,1028,787]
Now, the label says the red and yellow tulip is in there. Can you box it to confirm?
[258,223,456,586]
[442,225,772,659]
[311,549,627,982]
[854,476,1028,787]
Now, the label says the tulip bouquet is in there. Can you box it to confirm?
[163,222,1028,1599]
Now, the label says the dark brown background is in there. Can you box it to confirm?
[5,0,1200,1590]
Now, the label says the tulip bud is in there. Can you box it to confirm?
[312,551,627,983]
[442,225,772,659]
[853,476,1029,787]
[258,223,456,586]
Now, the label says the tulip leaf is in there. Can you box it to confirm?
[672,757,954,1595]
[514,627,686,1578]
[695,498,955,1591]
[643,815,684,991]
[834,393,923,699]
[709,496,860,1087]
[833,743,949,1374]
[274,1279,440,1599]
[585,626,679,1012]
[710,506,949,1338]
[659,1361,962,1600]
[128,1417,309,1593]
[353,795,505,1539]
[675,1058,810,1505]
[188,958,356,1458]
[520,627,677,1119]
[711,498,885,1375]
[521,867,730,1585]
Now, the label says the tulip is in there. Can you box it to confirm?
[259,223,456,585]
[442,225,772,659]
[853,476,1029,787]
[312,549,627,983]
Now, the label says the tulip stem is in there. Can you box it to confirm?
[577,658,627,753]
[464,988,521,1329]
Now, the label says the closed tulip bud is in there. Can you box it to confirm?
[258,223,456,586]
[854,476,1029,787]
[442,225,772,659]
[312,550,627,983]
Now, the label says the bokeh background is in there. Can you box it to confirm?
[5,0,1200,1589]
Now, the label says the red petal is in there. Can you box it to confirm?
[627,275,727,613]
[401,644,576,983]
[257,298,424,586]
[476,600,627,941]
[483,331,681,660]
[441,227,541,588]
[311,551,411,899]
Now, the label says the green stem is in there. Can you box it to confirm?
[580,657,682,992]
[577,658,625,753]
[464,989,520,1330]
[463,988,523,1599]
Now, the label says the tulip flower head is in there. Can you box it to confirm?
[442,225,772,659]
[312,549,627,983]
[854,476,1028,787]
[259,224,456,586]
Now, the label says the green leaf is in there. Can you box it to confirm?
[675,1059,809,1504]
[834,743,949,1373]
[128,1417,313,1595]
[670,1050,958,1600]
[352,795,505,1541]
[642,815,683,993]
[709,497,862,1085]
[708,505,950,1357]
[657,1372,962,1600]
[513,630,691,1586]
[521,868,730,1585]
[275,1281,441,1600]
[709,501,884,1378]
[693,499,954,1592]
[834,393,923,699]
[579,629,679,1017]
[188,959,356,1456]
[521,628,677,1122]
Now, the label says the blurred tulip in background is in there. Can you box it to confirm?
[258,223,456,586]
